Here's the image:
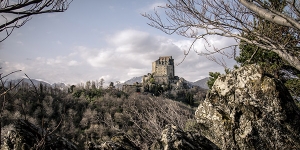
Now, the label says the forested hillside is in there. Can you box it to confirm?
[0,78,199,149]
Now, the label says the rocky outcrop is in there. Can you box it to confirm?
[195,64,300,149]
[1,119,77,150]
[151,124,219,150]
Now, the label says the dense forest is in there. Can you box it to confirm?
[0,75,207,149]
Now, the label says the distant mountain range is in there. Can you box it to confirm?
[189,77,209,89]
[4,78,66,89]
[5,76,209,90]
[113,76,143,89]
[124,76,143,85]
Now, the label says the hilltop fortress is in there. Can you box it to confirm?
[123,56,189,93]
[142,56,187,90]
[146,56,179,84]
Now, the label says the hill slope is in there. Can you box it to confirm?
[190,77,209,89]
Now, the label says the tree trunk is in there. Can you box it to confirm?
[273,49,300,71]
[239,0,300,29]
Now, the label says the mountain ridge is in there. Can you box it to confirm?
[5,78,66,89]
[5,76,209,89]
[189,77,209,89]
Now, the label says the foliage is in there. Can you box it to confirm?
[236,42,285,76]
[284,78,300,100]
[0,0,72,42]
[236,41,300,100]
[234,0,300,101]
[185,92,194,106]
[141,82,205,107]
[235,1,295,75]
[0,80,196,149]
[149,78,155,84]
[207,72,221,90]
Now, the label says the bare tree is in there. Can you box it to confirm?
[0,69,23,147]
[99,78,105,88]
[0,0,72,42]
[143,0,300,71]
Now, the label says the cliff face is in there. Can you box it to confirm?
[195,64,300,149]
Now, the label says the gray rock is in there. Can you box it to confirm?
[1,119,77,150]
[195,64,300,149]
[151,124,219,150]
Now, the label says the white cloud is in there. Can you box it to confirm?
[74,29,237,82]
[1,29,237,84]
[75,29,183,73]
[139,1,166,13]
[127,68,148,77]
[149,2,165,9]
[1,54,86,84]
[68,60,80,66]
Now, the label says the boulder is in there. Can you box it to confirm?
[195,64,300,149]
[151,124,219,150]
[1,119,77,150]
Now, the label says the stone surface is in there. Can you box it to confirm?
[1,119,77,150]
[151,124,219,150]
[195,64,300,149]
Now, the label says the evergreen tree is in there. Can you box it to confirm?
[235,0,300,100]
[207,72,221,90]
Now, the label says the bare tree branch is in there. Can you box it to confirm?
[239,0,300,29]
[0,69,24,148]
[0,0,72,42]
[143,0,300,71]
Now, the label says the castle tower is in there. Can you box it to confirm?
[151,56,175,84]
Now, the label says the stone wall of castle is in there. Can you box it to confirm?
[142,56,178,85]
[152,56,174,78]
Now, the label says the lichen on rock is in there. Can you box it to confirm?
[195,64,300,149]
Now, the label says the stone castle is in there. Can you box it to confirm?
[143,56,179,85]
[123,56,185,93]
[151,56,178,84]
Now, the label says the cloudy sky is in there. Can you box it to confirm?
[0,0,237,85]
